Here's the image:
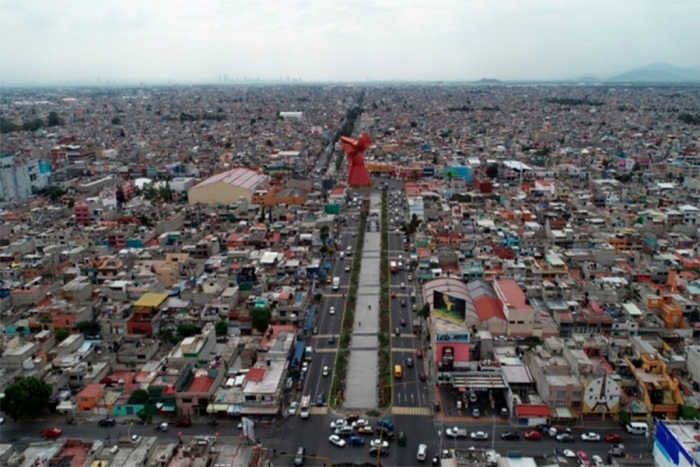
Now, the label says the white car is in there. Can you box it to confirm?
[470,431,489,440]
[400,282,406,289]
[329,434,346,447]
[330,419,347,430]
[288,401,298,415]
[131,434,142,444]
[329,306,335,315]
[446,427,468,438]
[592,455,604,467]
[351,418,369,428]
[370,439,389,448]
[581,432,601,442]
[302,361,309,372]
[562,449,576,458]
[345,265,351,272]
[322,366,330,377]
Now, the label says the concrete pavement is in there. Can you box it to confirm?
[343,192,382,410]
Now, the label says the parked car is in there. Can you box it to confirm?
[351,419,369,428]
[356,426,374,435]
[334,425,354,437]
[349,435,365,446]
[581,432,601,442]
[398,431,406,446]
[592,455,604,467]
[377,428,394,440]
[294,446,305,466]
[329,434,346,447]
[369,446,390,457]
[470,431,488,440]
[378,418,394,431]
[345,414,360,423]
[605,433,622,443]
[288,402,299,416]
[370,439,389,449]
[501,431,520,440]
[472,408,480,418]
[330,419,347,430]
[524,430,541,441]
[98,418,116,428]
[41,427,63,439]
[446,427,468,438]
[174,419,192,428]
[577,451,591,467]
[562,449,576,458]
[556,432,574,442]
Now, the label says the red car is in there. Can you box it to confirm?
[391,291,397,298]
[174,419,192,428]
[524,430,541,441]
[605,433,622,443]
[41,427,63,439]
[416,348,423,359]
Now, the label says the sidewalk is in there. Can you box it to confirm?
[343,192,382,410]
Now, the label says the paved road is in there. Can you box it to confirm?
[261,413,438,467]
[300,212,360,409]
[1,416,651,467]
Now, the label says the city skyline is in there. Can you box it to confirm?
[0,0,699,86]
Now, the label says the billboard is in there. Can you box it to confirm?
[653,421,695,467]
[433,291,466,323]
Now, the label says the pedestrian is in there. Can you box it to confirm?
[359,321,361,327]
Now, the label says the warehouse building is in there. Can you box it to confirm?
[188,168,270,205]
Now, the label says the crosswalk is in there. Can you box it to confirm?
[309,407,329,415]
[392,406,433,416]
[440,415,509,423]
[313,348,337,353]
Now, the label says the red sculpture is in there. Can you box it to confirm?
[339,133,372,187]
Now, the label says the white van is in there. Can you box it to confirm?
[626,422,649,435]
[417,444,428,461]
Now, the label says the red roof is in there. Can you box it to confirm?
[247,367,266,382]
[473,295,505,321]
[515,404,551,417]
[188,376,215,393]
[495,278,532,311]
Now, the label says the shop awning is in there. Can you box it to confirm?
[240,406,279,415]
[206,403,230,413]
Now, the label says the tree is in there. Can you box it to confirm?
[177,324,197,338]
[116,186,126,209]
[55,328,70,342]
[215,320,228,337]
[111,116,122,125]
[0,376,52,421]
[75,320,101,336]
[417,303,431,321]
[251,307,272,333]
[486,163,499,179]
[128,388,149,404]
[47,111,61,127]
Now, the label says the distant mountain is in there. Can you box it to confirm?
[475,78,502,85]
[607,62,700,83]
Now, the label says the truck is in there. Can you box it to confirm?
[300,395,311,419]
[332,276,340,291]
[390,261,397,274]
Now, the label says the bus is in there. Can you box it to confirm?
[300,395,311,419]
[304,346,313,361]
[332,277,340,291]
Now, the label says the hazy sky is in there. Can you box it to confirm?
[0,0,698,84]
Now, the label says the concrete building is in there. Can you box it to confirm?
[0,155,47,202]
[188,167,270,205]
